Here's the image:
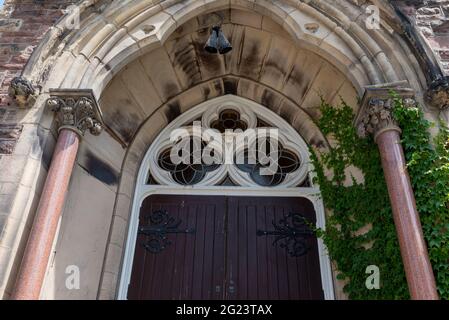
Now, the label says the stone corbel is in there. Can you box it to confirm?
[46,89,104,137]
[355,85,415,142]
[426,76,449,111]
[8,76,37,108]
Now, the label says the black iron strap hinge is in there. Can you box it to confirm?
[257,213,315,258]
[139,210,195,254]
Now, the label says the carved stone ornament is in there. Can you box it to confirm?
[8,76,36,108]
[427,77,449,110]
[46,89,104,137]
[355,85,415,142]
[358,98,399,138]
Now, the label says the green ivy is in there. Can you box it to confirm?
[312,96,449,299]
[311,99,408,299]
[392,94,449,299]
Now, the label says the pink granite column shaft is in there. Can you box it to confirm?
[11,129,80,300]
[376,129,438,300]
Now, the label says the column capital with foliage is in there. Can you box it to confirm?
[355,84,415,142]
[46,89,104,137]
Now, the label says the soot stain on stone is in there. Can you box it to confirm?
[261,89,279,110]
[203,86,211,99]
[286,67,310,98]
[163,83,181,100]
[194,36,222,72]
[263,59,288,79]
[286,66,301,84]
[35,127,52,170]
[105,109,138,144]
[165,101,181,122]
[173,41,202,86]
[279,105,296,125]
[213,79,224,96]
[83,150,119,186]
[240,43,260,77]
[42,147,52,170]
[223,77,238,95]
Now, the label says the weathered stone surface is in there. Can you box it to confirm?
[40,164,117,300]
[1,0,448,301]
[0,124,22,154]
[100,10,358,145]
[8,76,36,108]
[393,0,449,75]
[0,1,74,108]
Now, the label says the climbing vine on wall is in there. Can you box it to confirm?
[312,95,449,299]
[310,99,409,299]
[392,94,449,299]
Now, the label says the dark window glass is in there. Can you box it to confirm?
[157,139,220,186]
[210,109,248,132]
[235,141,301,187]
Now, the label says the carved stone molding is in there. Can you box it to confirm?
[8,76,36,108]
[46,89,104,137]
[355,85,415,142]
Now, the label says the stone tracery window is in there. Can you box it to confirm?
[157,139,221,185]
[146,96,311,188]
[235,143,301,187]
[210,109,248,132]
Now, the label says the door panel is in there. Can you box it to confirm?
[127,195,226,300]
[225,197,324,300]
[127,195,324,300]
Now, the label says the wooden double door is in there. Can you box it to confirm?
[127,195,324,300]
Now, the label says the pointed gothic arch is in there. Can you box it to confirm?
[118,95,335,299]
[7,0,438,300]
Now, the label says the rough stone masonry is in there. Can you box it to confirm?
[0,0,75,154]
[1,0,449,154]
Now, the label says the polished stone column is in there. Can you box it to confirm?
[11,89,103,300]
[356,87,439,300]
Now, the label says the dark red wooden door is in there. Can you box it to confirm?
[127,195,227,300]
[127,195,324,300]
[225,197,323,300]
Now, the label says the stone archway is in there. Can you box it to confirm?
[6,0,438,300]
[118,95,334,300]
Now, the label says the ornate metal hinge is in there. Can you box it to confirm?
[257,213,315,258]
[139,210,195,254]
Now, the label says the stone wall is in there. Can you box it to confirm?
[0,0,75,299]
[1,0,445,153]
[0,1,75,155]
[393,0,449,75]
[0,0,446,300]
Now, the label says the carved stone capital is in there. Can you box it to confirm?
[8,76,36,108]
[46,89,104,137]
[355,85,415,142]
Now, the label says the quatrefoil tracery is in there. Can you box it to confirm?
[210,109,248,132]
[148,103,309,188]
